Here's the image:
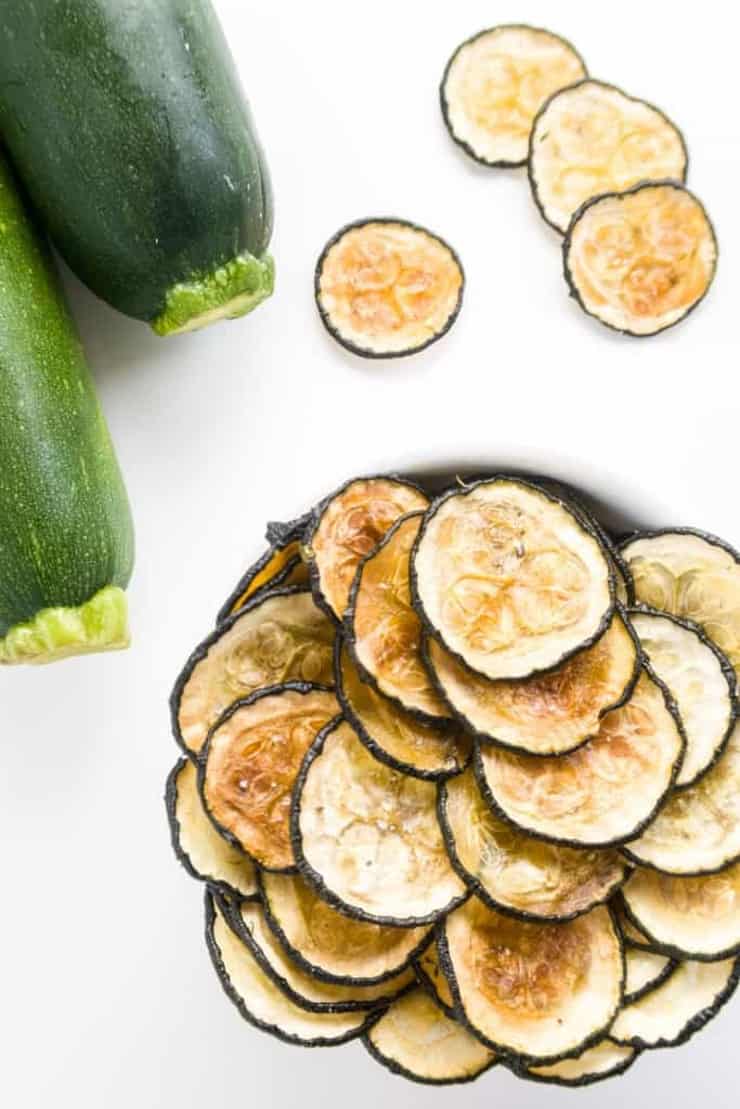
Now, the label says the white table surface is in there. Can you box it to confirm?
[2,1,739,1106]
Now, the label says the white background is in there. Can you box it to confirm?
[1,1,739,1106]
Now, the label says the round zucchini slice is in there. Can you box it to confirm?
[306,476,429,621]
[260,871,430,986]
[622,863,740,961]
[411,477,614,682]
[347,513,451,722]
[439,768,627,920]
[315,220,464,359]
[414,938,456,1018]
[529,79,688,234]
[477,669,685,847]
[336,642,471,780]
[172,587,335,758]
[200,684,340,872]
[216,539,308,625]
[426,610,639,756]
[523,1039,638,1087]
[629,608,736,788]
[563,181,718,337]
[292,718,467,926]
[363,987,496,1085]
[166,758,258,900]
[441,25,587,167]
[439,898,623,1062]
[624,948,676,1005]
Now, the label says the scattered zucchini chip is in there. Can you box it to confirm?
[611,956,740,1050]
[426,610,639,755]
[440,898,623,1062]
[440,768,627,920]
[347,513,451,722]
[315,220,464,358]
[441,25,587,167]
[336,642,471,780]
[629,608,736,788]
[172,587,335,758]
[306,476,429,621]
[364,987,496,1085]
[523,1039,638,1087]
[217,539,308,625]
[622,863,740,961]
[260,870,430,986]
[166,758,258,900]
[200,684,340,871]
[477,670,685,847]
[563,181,718,337]
[412,477,614,681]
[292,718,467,926]
[414,938,456,1018]
[624,947,676,1004]
[529,79,688,234]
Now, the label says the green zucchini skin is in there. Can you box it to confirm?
[0,0,274,334]
[0,155,134,653]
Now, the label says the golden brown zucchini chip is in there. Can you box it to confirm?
[412,477,614,681]
[336,643,471,780]
[172,588,335,758]
[624,948,676,1004]
[292,718,467,926]
[426,610,639,755]
[564,182,718,337]
[166,758,258,900]
[529,79,687,234]
[441,25,586,167]
[364,987,496,1085]
[523,1039,638,1087]
[440,898,623,1062]
[414,938,456,1017]
[260,871,430,986]
[315,221,464,359]
[217,539,308,625]
[439,768,627,920]
[477,670,684,847]
[200,684,340,871]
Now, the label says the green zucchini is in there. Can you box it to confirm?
[0,155,134,664]
[0,0,274,336]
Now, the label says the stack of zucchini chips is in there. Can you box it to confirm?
[168,474,740,1087]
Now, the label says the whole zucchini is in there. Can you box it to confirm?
[0,0,274,336]
[0,154,134,664]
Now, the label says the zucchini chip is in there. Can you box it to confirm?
[624,948,676,1004]
[172,587,335,758]
[347,513,451,722]
[205,895,373,1047]
[563,182,718,337]
[412,477,614,681]
[364,987,496,1085]
[200,684,340,871]
[629,609,736,787]
[426,610,639,756]
[529,80,687,234]
[315,220,464,359]
[441,26,586,167]
[440,898,623,1062]
[440,768,627,920]
[622,863,740,961]
[260,871,430,986]
[292,718,467,926]
[166,758,257,900]
[217,539,308,625]
[306,476,429,621]
[478,670,684,847]
[337,642,471,780]
[414,938,456,1017]
[523,1039,638,1087]
[611,957,740,1049]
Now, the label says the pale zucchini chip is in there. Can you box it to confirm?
[364,987,496,1085]
[624,947,676,1004]
[440,768,627,919]
[426,610,639,755]
[412,478,614,681]
[529,80,687,233]
[217,539,308,624]
[260,870,430,986]
[477,670,684,847]
[201,685,340,871]
[293,718,467,925]
[414,938,456,1017]
[441,25,586,167]
[172,588,335,757]
[524,1039,637,1087]
[440,898,623,1062]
